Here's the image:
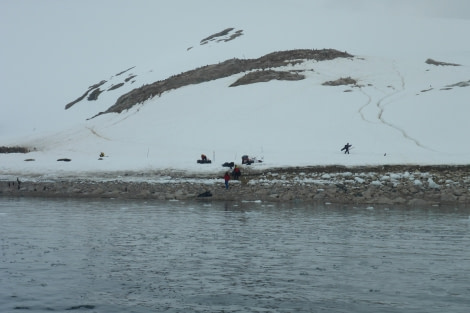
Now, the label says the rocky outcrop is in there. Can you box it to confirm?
[0,146,30,153]
[65,80,107,109]
[425,58,460,66]
[230,70,305,87]
[322,76,357,86]
[89,49,353,119]
[200,28,243,45]
[446,80,470,88]
[65,67,136,110]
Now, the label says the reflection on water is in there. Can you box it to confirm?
[1,198,469,312]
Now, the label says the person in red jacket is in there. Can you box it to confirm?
[232,165,241,180]
[224,171,231,189]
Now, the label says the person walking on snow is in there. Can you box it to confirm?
[224,171,231,189]
[341,142,352,154]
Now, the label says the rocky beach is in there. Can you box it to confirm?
[2,165,469,206]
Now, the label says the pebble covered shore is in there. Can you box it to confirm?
[1,165,470,206]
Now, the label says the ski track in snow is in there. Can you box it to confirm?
[360,60,435,152]
[358,88,373,123]
[87,127,111,141]
[109,103,144,127]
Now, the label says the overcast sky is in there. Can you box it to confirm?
[319,0,470,19]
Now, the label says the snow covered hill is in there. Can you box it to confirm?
[1,0,469,177]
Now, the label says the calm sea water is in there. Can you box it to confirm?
[1,197,469,313]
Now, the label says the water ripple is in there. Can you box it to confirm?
[1,198,469,312]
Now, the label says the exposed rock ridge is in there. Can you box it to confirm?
[89,49,353,119]
[200,27,243,45]
[229,69,305,87]
[65,67,137,110]
[323,76,358,86]
[425,58,461,66]
[65,80,107,109]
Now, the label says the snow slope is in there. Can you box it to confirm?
[1,0,469,176]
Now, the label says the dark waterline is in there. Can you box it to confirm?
[1,197,469,312]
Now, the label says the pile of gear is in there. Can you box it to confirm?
[197,154,212,164]
[242,155,262,165]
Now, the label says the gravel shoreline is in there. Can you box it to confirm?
[1,165,470,206]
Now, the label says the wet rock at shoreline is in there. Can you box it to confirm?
[2,165,469,206]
